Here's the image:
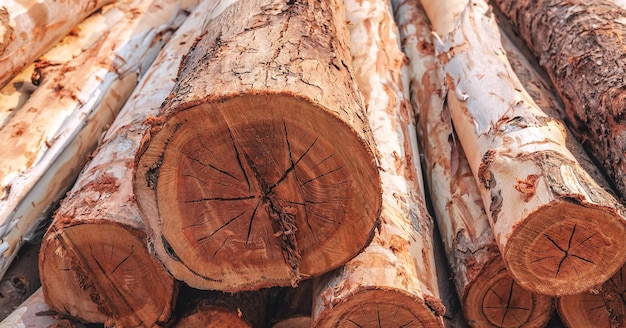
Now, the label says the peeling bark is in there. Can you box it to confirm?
[0,0,113,88]
[396,1,553,326]
[133,0,381,292]
[37,0,203,326]
[492,0,626,201]
[311,0,444,326]
[420,0,626,297]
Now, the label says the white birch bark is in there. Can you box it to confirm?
[0,0,195,280]
[311,0,444,326]
[0,0,114,88]
[419,0,626,296]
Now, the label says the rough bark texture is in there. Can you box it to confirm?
[492,0,626,201]
[311,0,444,326]
[0,0,195,282]
[421,0,626,296]
[172,286,268,328]
[133,0,381,291]
[0,0,113,88]
[395,1,554,326]
[558,264,626,327]
[38,0,202,326]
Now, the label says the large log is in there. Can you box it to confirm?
[133,0,381,291]
[0,0,113,88]
[311,0,444,326]
[420,0,626,296]
[394,1,554,326]
[491,0,626,200]
[37,0,202,326]
[0,0,195,281]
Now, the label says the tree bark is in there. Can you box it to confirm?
[133,0,381,292]
[394,1,554,326]
[491,0,626,201]
[38,1,204,327]
[311,0,444,326]
[558,264,626,327]
[0,288,90,328]
[0,0,196,282]
[0,0,113,88]
[420,0,626,296]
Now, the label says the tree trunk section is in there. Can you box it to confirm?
[492,0,626,201]
[420,0,626,296]
[395,1,554,326]
[0,0,113,88]
[38,1,204,326]
[266,280,312,328]
[558,264,626,327]
[0,288,90,328]
[133,0,381,292]
[311,0,444,326]
[172,286,268,328]
[0,0,195,282]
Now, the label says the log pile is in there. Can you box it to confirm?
[0,0,625,327]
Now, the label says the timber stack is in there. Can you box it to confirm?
[0,0,624,327]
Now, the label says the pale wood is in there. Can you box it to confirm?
[37,0,203,326]
[133,0,381,292]
[311,0,444,326]
[0,0,113,88]
[0,288,89,328]
[394,1,554,326]
[492,0,626,200]
[420,0,626,296]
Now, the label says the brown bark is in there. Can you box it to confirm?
[311,0,444,326]
[38,0,203,326]
[395,1,554,326]
[420,0,626,296]
[172,287,268,328]
[0,0,113,88]
[558,265,626,328]
[491,0,626,201]
[133,0,381,292]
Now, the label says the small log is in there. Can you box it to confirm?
[172,286,268,328]
[311,0,444,326]
[420,0,626,296]
[133,0,381,291]
[0,0,113,88]
[266,280,312,328]
[557,265,626,327]
[0,0,195,281]
[38,0,203,326]
[394,0,554,326]
[0,240,40,321]
[0,288,90,328]
[491,0,626,200]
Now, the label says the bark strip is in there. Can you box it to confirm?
[133,0,381,291]
[311,0,444,326]
[419,0,626,296]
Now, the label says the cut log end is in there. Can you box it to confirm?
[463,260,552,328]
[40,223,176,326]
[505,202,626,296]
[135,92,381,291]
[314,289,443,328]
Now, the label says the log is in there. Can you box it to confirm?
[420,0,626,296]
[557,264,626,327]
[0,239,41,321]
[266,280,312,328]
[491,0,626,201]
[394,1,554,326]
[172,286,268,328]
[37,1,203,326]
[0,0,113,88]
[0,0,196,281]
[0,288,90,328]
[133,0,381,291]
[311,0,444,326]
